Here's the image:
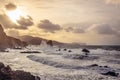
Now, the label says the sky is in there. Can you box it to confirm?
[0,0,120,45]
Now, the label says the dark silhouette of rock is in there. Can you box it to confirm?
[104,66,109,68]
[20,51,41,54]
[46,40,53,46]
[14,70,41,80]
[89,64,98,67]
[58,49,61,51]
[0,24,27,51]
[0,62,41,80]
[101,71,119,77]
[68,50,72,52]
[56,48,61,51]
[0,62,5,69]
[82,49,90,55]
[64,48,67,51]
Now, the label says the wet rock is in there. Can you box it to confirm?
[20,51,41,54]
[101,71,119,77]
[68,50,72,52]
[14,70,41,80]
[47,40,53,46]
[104,66,109,68]
[89,64,98,67]
[58,49,61,51]
[0,62,5,69]
[82,48,90,55]
[56,49,61,51]
[0,62,41,80]
[64,48,67,51]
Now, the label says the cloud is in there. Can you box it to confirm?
[5,3,17,11]
[65,27,74,32]
[37,19,62,33]
[65,27,85,33]
[6,29,20,37]
[17,16,34,27]
[73,28,85,33]
[105,0,120,4]
[86,24,117,35]
[0,13,34,29]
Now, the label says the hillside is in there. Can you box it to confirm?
[18,35,86,48]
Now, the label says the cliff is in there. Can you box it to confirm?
[0,24,27,51]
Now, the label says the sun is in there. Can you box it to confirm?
[7,9,23,23]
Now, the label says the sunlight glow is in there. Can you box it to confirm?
[7,9,23,23]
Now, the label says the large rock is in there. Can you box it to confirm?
[0,24,8,50]
[0,62,41,80]
[0,24,27,51]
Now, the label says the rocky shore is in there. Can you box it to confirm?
[0,62,40,80]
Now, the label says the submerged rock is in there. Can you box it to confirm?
[0,62,41,80]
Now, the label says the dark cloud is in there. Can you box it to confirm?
[65,27,74,32]
[87,24,117,35]
[17,16,34,27]
[65,27,85,33]
[0,13,34,29]
[37,19,62,33]
[5,3,17,11]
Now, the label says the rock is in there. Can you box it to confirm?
[68,50,72,52]
[0,62,5,69]
[82,49,90,55]
[46,40,53,46]
[58,49,61,51]
[64,48,67,51]
[104,66,109,68]
[20,51,41,54]
[0,62,41,80]
[56,49,61,51]
[101,71,119,77]
[14,70,41,80]
[0,24,27,50]
[89,64,98,67]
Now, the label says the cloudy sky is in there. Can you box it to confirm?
[0,0,120,45]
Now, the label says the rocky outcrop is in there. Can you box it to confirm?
[0,24,27,51]
[0,25,8,50]
[46,40,53,46]
[0,62,41,80]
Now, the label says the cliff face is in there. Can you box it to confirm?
[0,24,27,50]
[0,25,8,49]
